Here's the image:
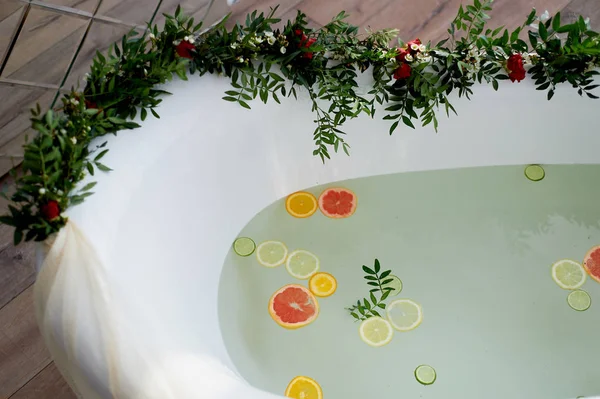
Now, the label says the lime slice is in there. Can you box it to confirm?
[567,289,591,311]
[256,241,288,267]
[551,259,586,290]
[286,249,320,279]
[359,316,394,347]
[415,365,436,385]
[525,165,545,181]
[233,237,256,257]
[386,299,423,332]
[383,275,402,296]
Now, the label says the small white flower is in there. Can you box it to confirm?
[188,37,195,44]
[417,52,424,59]
[267,36,276,45]
[60,128,66,134]
[143,68,148,75]
[57,190,64,196]
[419,44,427,52]
[72,100,79,106]
[410,43,420,51]
[39,188,46,195]
[149,33,155,40]
[71,137,77,144]
[540,10,550,23]
[254,36,263,43]
[280,46,287,54]
[173,40,181,46]
[237,56,245,63]
[584,17,591,30]
[184,36,189,41]
[405,53,414,62]
[230,43,238,49]
[264,31,274,37]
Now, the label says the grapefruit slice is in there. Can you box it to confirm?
[268,284,319,329]
[318,187,357,219]
[583,245,600,284]
[286,192,318,218]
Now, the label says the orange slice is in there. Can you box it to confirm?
[285,376,323,399]
[309,272,337,297]
[268,284,319,329]
[286,192,318,218]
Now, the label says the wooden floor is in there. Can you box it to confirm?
[0,0,598,397]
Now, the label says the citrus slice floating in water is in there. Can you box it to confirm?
[567,289,591,311]
[284,376,323,399]
[551,259,586,290]
[285,192,318,218]
[415,365,437,385]
[359,316,394,347]
[309,272,337,297]
[269,284,319,329]
[524,165,545,181]
[583,245,600,284]
[232,237,255,257]
[286,249,320,279]
[387,299,423,332]
[318,187,357,219]
[383,275,403,296]
[256,240,288,267]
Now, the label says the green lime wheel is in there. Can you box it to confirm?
[415,365,436,385]
[233,237,256,257]
[382,275,403,296]
[567,290,591,311]
[524,165,545,181]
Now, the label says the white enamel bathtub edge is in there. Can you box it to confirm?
[35,71,600,398]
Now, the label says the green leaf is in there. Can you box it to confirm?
[95,162,112,172]
[374,258,381,273]
[80,182,97,192]
[389,121,399,135]
[539,21,548,41]
[141,108,147,121]
[364,275,378,280]
[14,229,23,246]
[94,149,109,161]
[552,12,561,31]
[402,116,415,129]
[370,292,377,304]
[238,100,251,109]
[222,96,237,102]
[362,265,375,274]
[379,270,391,279]
[547,89,555,100]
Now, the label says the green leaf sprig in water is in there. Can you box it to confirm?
[346,258,395,321]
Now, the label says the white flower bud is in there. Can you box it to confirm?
[280,46,287,54]
[60,129,67,134]
[149,33,155,39]
[230,43,238,49]
[39,188,46,195]
[71,137,77,144]
[264,31,274,37]
[189,37,195,44]
[410,43,420,51]
[419,44,427,52]
[86,126,91,131]
[57,190,64,196]
[184,36,189,41]
[405,53,414,62]
[267,36,276,45]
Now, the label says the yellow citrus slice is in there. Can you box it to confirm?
[359,316,394,347]
[309,272,337,297]
[285,376,323,399]
[256,240,288,267]
[386,299,423,332]
[286,192,318,218]
[286,249,320,279]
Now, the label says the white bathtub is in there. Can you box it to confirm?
[34,71,600,398]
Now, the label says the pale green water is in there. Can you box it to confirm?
[217,165,600,399]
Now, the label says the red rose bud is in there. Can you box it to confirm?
[396,48,410,62]
[506,54,526,83]
[85,100,97,109]
[301,37,317,59]
[40,200,60,221]
[176,41,195,59]
[393,63,412,80]
[295,29,304,37]
[406,38,422,51]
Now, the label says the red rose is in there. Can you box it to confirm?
[176,41,195,59]
[393,63,411,79]
[506,54,526,83]
[295,29,304,37]
[301,37,317,59]
[406,38,422,51]
[40,200,60,221]
[396,48,410,62]
[85,99,97,109]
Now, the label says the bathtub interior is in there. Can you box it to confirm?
[56,72,600,398]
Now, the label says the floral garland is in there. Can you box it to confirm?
[1,0,599,244]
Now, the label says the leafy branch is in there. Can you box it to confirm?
[346,259,395,321]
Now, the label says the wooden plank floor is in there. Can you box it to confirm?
[0,0,598,397]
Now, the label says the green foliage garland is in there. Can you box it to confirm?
[1,0,599,244]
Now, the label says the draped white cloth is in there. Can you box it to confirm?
[33,72,600,398]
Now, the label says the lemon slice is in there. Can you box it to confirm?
[415,365,437,385]
[286,249,320,279]
[567,289,591,311]
[359,316,394,347]
[233,237,255,257]
[383,275,403,296]
[524,165,545,181]
[309,272,337,297]
[284,376,323,399]
[386,299,423,332]
[256,241,288,267]
[551,259,586,290]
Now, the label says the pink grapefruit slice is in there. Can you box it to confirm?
[268,284,319,329]
[583,245,600,284]
[318,187,357,218]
